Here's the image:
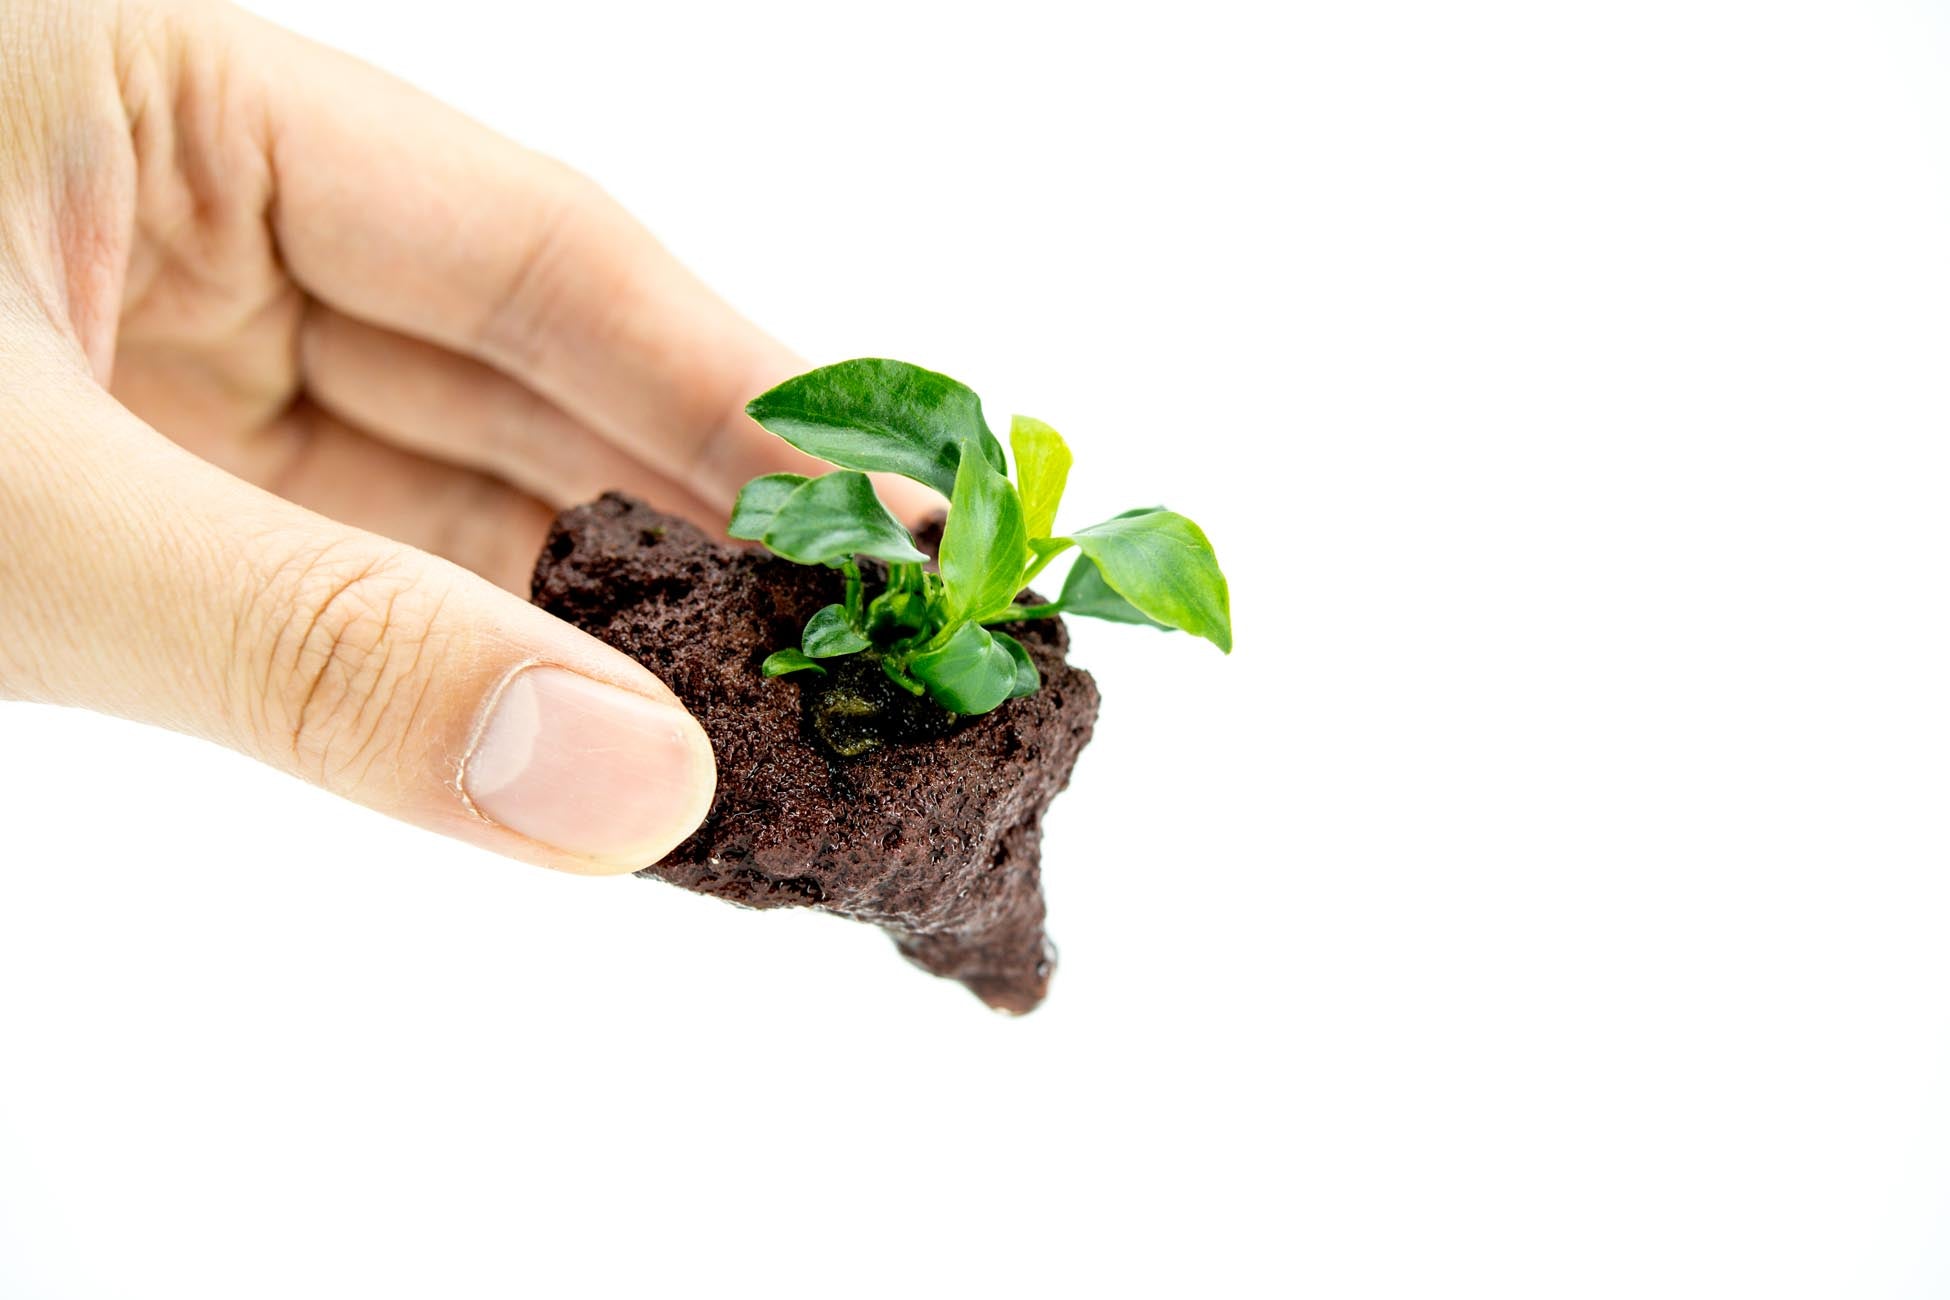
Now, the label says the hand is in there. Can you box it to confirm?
[0,0,928,874]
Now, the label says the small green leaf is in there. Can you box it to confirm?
[940,449,1029,623]
[762,648,826,677]
[801,604,870,657]
[992,631,1041,698]
[908,622,1019,715]
[728,473,810,541]
[1069,509,1232,652]
[762,471,928,566]
[1057,554,1170,628]
[1009,415,1072,540]
[745,359,1006,497]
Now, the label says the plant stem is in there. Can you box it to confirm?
[996,602,1063,621]
[881,655,927,695]
[842,560,864,622]
[1018,547,1066,590]
[917,620,961,653]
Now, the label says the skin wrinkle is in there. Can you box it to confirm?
[170,15,267,262]
[373,585,453,795]
[114,452,203,721]
[225,530,265,748]
[244,528,354,753]
[468,179,585,386]
[53,137,134,377]
[118,311,304,447]
[281,548,411,780]
[111,20,173,332]
[459,183,779,512]
[47,5,139,376]
[158,477,244,732]
[0,374,144,713]
[0,5,130,370]
[0,16,72,341]
[610,258,751,495]
[233,520,360,757]
[0,402,72,702]
[115,2,285,411]
[332,578,403,790]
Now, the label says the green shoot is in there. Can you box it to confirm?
[733,359,1232,717]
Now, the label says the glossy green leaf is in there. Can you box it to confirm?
[1069,509,1232,652]
[761,648,826,677]
[745,359,1006,497]
[762,471,927,566]
[908,622,1019,715]
[1057,553,1169,629]
[1009,415,1072,540]
[801,604,870,657]
[728,473,810,541]
[992,631,1041,698]
[940,449,1029,623]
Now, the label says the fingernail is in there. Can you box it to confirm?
[462,665,716,869]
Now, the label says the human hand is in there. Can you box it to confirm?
[0,0,929,874]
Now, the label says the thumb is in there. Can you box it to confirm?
[0,363,716,876]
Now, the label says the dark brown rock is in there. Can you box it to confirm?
[530,492,1100,1013]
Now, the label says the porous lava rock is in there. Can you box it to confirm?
[530,492,1099,1012]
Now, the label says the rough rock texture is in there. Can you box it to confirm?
[531,492,1100,1013]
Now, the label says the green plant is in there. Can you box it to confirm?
[731,359,1231,717]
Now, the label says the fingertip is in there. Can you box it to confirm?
[460,665,718,873]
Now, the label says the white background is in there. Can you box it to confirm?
[5,1,1950,1295]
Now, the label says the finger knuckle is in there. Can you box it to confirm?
[471,175,585,375]
[471,166,626,378]
[247,539,448,791]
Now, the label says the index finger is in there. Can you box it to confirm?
[231,9,940,524]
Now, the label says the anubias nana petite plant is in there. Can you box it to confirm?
[730,359,1231,718]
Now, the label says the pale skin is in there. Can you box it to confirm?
[0,0,934,873]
